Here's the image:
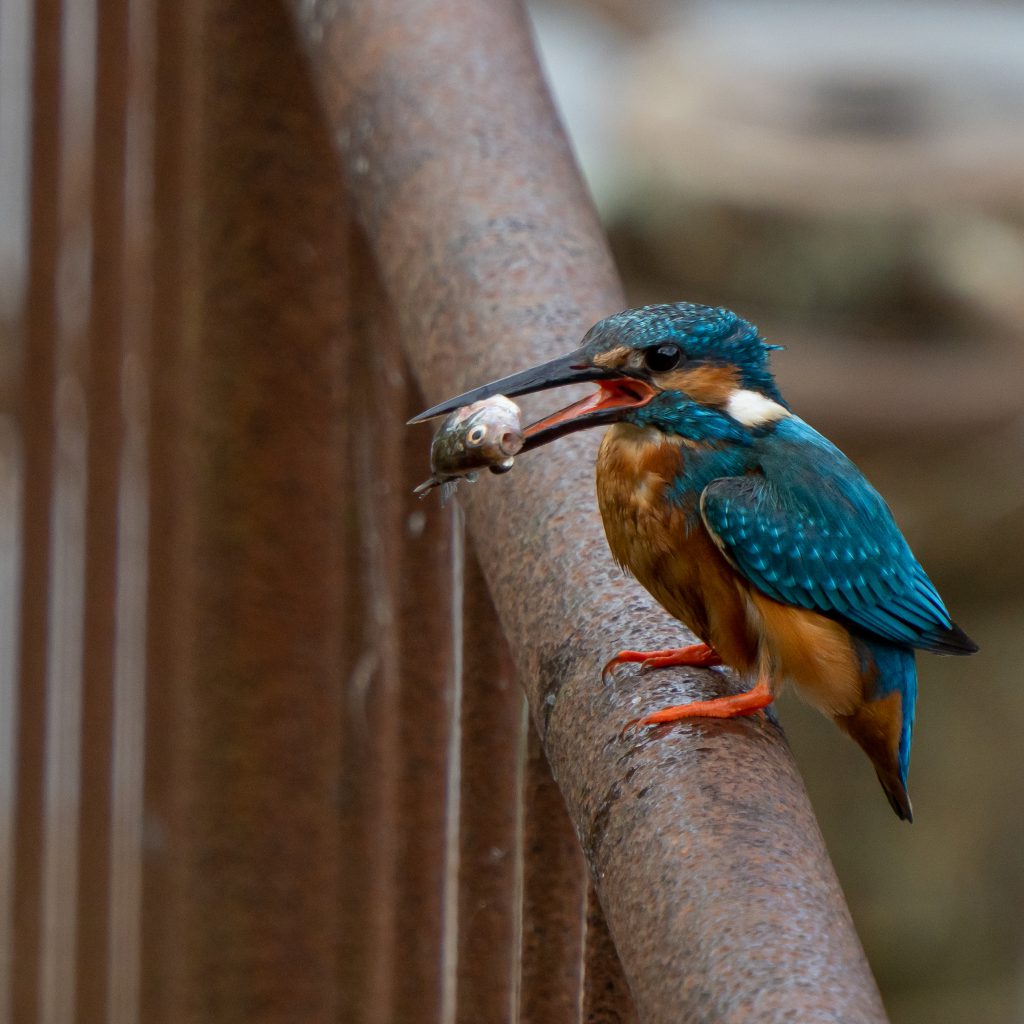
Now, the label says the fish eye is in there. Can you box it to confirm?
[466,424,487,446]
[644,343,682,373]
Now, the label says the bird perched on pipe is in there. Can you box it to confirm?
[410,303,977,820]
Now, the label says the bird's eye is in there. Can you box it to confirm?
[466,424,487,446]
[644,344,682,373]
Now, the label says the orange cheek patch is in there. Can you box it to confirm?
[660,365,739,405]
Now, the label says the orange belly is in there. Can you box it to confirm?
[596,424,864,714]
[596,424,758,673]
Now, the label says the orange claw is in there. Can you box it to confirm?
[602,642,721,683]
[621,676,773,737]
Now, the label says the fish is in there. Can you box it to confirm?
[413,395,524,501]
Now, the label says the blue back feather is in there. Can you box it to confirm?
[697,416,960,653]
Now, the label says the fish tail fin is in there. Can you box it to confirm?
[834,639,917,822]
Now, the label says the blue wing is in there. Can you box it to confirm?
[699,417,975,654]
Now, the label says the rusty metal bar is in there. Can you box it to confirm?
[582,884,640,1024]
[454,553,524,1023]
[12,2,97,1021]
[75,0,156,1018]
[336,241,405,1024]
[101,1,157,1020]
[392,394,457,1023]
[518,729,588,1022]
[292,1,890,1020]
[138,0,203,1015]
[141,2,352,1020]
[0,0,32,1017]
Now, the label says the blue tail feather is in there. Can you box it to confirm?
[838,636,918,821]
[865,639,917,789]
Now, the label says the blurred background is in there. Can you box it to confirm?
[528,0,1024,1020]
[2,0,1022,1021]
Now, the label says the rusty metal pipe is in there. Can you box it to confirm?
[292,1,890,1020]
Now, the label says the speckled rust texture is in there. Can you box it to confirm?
[519,728,587,1021]
[583,883,640,1024]
[456,555,523,1023]
[143,3,352,1021]
[293,0,890,1020]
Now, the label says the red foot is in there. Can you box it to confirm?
[602,643,721,683]
[621,678,773,737]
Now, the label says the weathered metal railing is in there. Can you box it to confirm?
[292,1,889,1021]
[1,0,889,1020]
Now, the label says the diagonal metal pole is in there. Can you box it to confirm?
[291,0,890,1020]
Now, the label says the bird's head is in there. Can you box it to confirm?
[409,303,788,448]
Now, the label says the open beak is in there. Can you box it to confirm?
[408,348,656,451]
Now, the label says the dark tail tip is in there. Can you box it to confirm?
[928,622,979,656]
[879,773,914,822]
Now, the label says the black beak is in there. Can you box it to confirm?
[408,348,607,423]
[408,347,656,451]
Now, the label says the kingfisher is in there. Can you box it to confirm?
[411,303,978,819]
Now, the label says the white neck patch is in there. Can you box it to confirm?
[725,389,790,428]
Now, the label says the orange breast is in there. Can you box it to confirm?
[595,424,759,675]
